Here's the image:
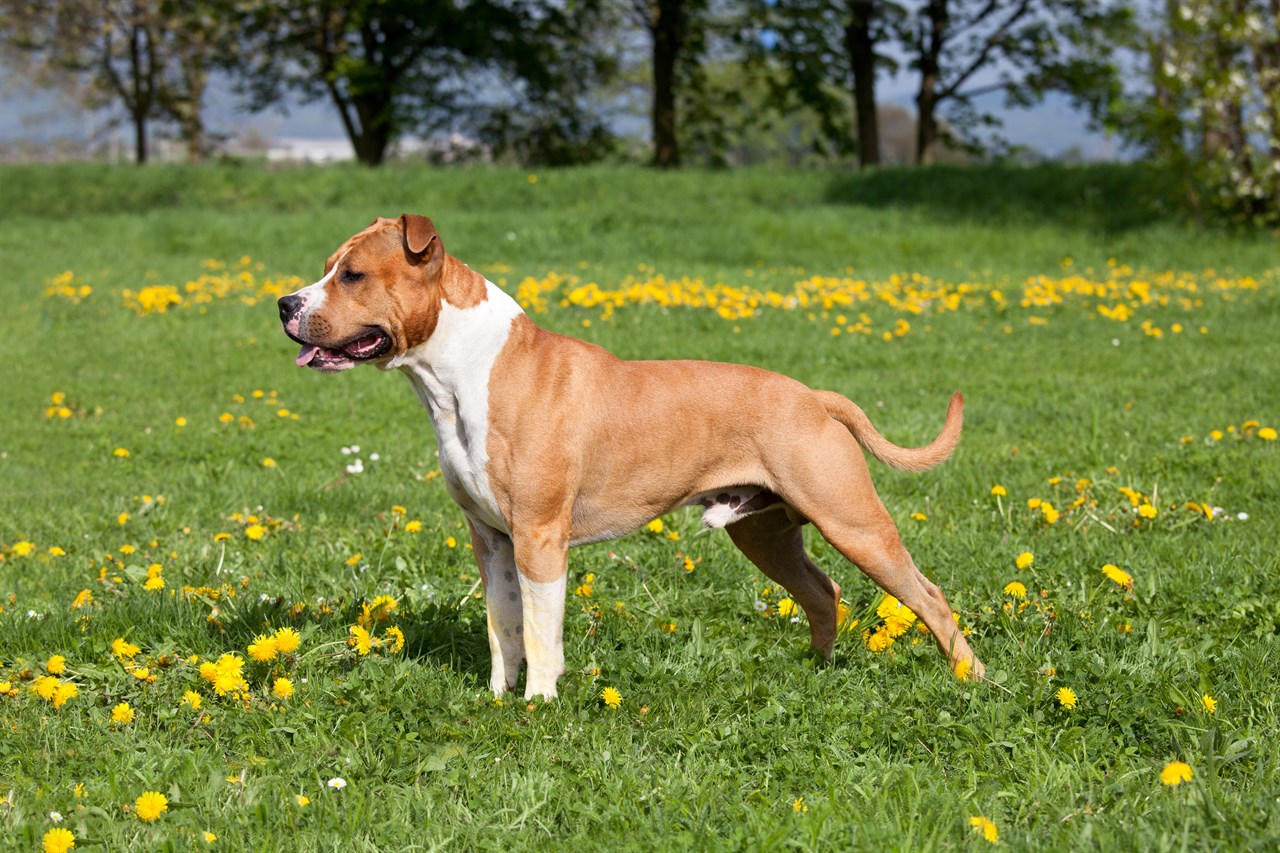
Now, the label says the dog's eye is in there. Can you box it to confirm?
[341,270,365,284]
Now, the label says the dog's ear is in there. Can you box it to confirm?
[399,214,442,259]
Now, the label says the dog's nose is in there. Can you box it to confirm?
[278,294,303,323]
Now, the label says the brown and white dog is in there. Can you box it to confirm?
[278,214,983,699]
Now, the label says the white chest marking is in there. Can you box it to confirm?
[394,279,523,534]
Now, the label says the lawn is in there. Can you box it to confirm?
[1,163,1278,851]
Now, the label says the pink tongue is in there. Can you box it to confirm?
[296,345,320,366]
[346,335,381,357]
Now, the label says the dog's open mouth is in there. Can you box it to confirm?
[295,330,391,372]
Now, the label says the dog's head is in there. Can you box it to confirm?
[278,214,473,373]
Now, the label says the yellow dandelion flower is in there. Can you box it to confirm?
[1015,552,1034,570]
[968,816,998,844]
[203,831,217,844]
[349,624,374,655]
[11,540,36,556]
[445,536,457,548]
[183,690,203,709]
[113,448,130,458]
[52,681,78,708]
[244,524,267,541]
[1003,581,1027,599]
[990,485,1007,497]
[134,790,168,821]
[144,576,165,591]
[1160,760,1193,786]
[405,520,422,533]
[117,512,130,526]
[1200,694,1217,715]
[391,505,407,515]
[792,797,809,813]
[295,794,310,807]
[954,657,973,682]
[645,518,664,533]
[777,598,796,618]
[1258,427,1277,441]
[49,546,67,557]
[111,702,136,724]
[601,686,622,708]
[71,589,92,609]
[262,458,277,468]
[247,634,278,662]
[43,827,76,853]
[1138,503,1157,519]
[175,417,187,427]
[273,678,294,700]
[1056,687,1078,709]
[1101,564,1133,589]
[866,628,894,652]
[682,556,695,572]
[346,552,363,566]
[272,626,301,654]
[32,675,59,701]
[112,638,141,659]
[384,625,405,653]
[47,655,67,675]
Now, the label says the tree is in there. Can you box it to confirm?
[2,0,162,163]
[236,0,612,167]
[1107,0,1278,225]
[762,0,902,167]
[0,0,233,163]
[895,0,1128,164]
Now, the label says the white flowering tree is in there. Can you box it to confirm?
[1112,0,1279,226]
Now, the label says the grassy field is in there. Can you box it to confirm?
[1,163,1278,851]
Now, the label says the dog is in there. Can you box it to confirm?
[278,214,983,699]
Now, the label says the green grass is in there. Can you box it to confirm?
[1,163,1278,851]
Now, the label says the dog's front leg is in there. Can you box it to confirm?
[512,528,569,700]
[467,518,525,695]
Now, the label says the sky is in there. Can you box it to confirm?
[0,55,1117,161]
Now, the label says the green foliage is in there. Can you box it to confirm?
[1,164,1279,850]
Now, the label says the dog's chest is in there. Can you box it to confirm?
[422,388,508,534]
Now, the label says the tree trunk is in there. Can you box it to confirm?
[915,0,947,166]
[133,109,148,164]
[846,0,879,167]
[651,0,684,169]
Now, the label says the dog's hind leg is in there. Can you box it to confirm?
[778,420,983,679]
[467,517,526,695]
[727,509,842,658]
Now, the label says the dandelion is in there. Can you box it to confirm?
[113,448,130,458]
[203,831,217,844]
[144,576,165,591]
[349,625,375,655]
[405,520,422,533]
[296,795,310,807]
[245,524,267,541]
[646,518,664,533]
[42,828,76,853]
[1200,694,1217,715]
[866,629,894,652]
[273,678,294,700]
[134,790,168,821]
[1003,582,1027,599]
[1015,552,1034,570]
[183,690,202,709]
[272,626,301,654]
[49,546,67,557]
[247,634,278,662]
[111,703,136,725]
[11,540,36,557]
[777,598,797,617]
[954,657,973,681]
[1259,427,1277,441]
[1056,687,1078,710]
[445,536,457,548]
[117,513,130,526]
[262,458,277,468]
[47,655,67,675]
[327,778,346,790]
[384,626,406,653]
[1138,503,1157,519]
[1160,761,1193,786]
[968,816,998,844]
[70,589,92,609]
[1101,564,1133,589]
[601,686,622,708]
[911,512,927,522]
[112,638,141,659]
[990,485,1006,497]
[792,797,809,813]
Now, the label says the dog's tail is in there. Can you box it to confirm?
[815,390,963,473]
